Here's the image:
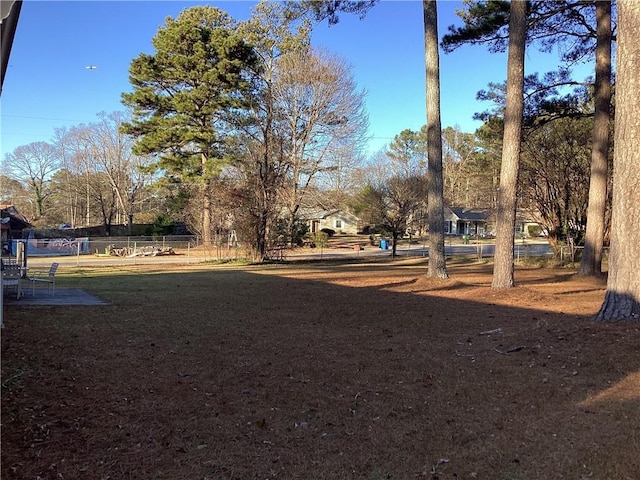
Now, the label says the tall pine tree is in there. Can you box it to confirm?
[121,6,258,243]
[596,0,640,321]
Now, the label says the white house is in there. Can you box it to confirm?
[444,207,491,236]
[444,207,544,238]
[299,209,361,235]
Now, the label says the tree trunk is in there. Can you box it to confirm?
[578,0,612,278]
[287,204,301,248]
[201,153,212,244]
[492,0,526,289]
[256,210,268,261]
[596,0,640,321]
[424,0,448,279]
[255,127,273,262]
[35,192,44,218]
[85,176,91,227]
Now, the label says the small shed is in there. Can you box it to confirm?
[1,205,31,254]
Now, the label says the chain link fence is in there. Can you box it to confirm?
[88,236,256,262]
[12,235,607,269]
[9,235,290,266]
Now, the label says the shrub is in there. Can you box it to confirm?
[361,225,383,235]
[527,224,543,237]
[151,214,175,236]
[320,228,335,237]
[314,232,329,249]
[272,217,309,246]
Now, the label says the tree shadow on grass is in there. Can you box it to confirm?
[1,264,638,480]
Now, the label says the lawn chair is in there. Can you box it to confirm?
[2,263,23,299]
[28,262,59,296]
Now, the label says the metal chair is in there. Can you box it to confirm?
[2,263,23,298]
[28,262,59,296]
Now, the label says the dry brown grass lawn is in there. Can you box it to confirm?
[2,258,639,479]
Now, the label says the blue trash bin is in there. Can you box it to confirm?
[380,239,388,250]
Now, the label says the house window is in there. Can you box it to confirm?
[335,219,342,229]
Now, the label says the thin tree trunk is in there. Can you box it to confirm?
[492,0,526,289]
[596,0,640,321]
[201,153,212,244]
[424,0,448,279]
[85,175,91,227]
[256,210,268,261]
[579,0,612,277]
[255,121,273,262]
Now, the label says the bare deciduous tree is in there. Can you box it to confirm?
[237,1,310,259]
[0,175,31,218]
[273,47,368,245]
[2,141,59,221]
[51,115,154,234]
[79,112,153,234]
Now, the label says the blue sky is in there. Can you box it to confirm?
[1,0,593,158]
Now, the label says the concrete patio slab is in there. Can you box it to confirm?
[3,288,108,306]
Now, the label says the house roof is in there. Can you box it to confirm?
[298,208,360,222]
[0,204,31,230]
[515,209,542,224]
[298,208,335,220]
[448,207,491,222]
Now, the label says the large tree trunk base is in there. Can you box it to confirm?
[576,267,605,279]
[427,269,449,279]
[428,251,449,279]
[596,290,640,322]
